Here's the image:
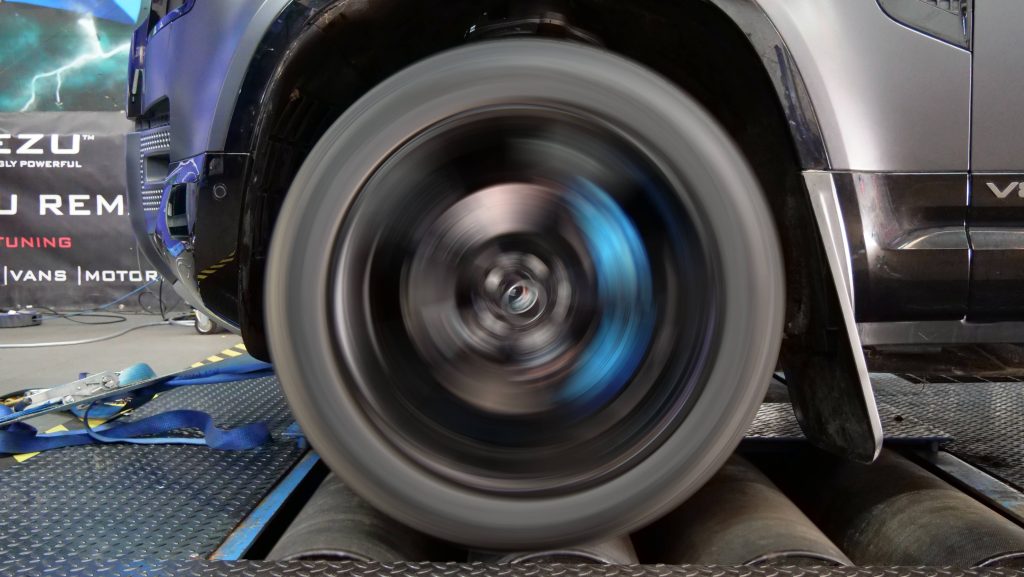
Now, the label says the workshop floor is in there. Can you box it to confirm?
[0,314,240,395]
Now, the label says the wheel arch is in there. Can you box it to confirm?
[220,0,879,461]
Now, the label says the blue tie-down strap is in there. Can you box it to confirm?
[282,421,307,450]
[0,405,271,455]
[67,358,275,421]
[83,408,271,449]
[0,358,276,456]
[165,357,275,386]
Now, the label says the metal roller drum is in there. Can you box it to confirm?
[267,474,445,561]
[796,449,1024,567]
[637,455,850,566]
[470,535,638,564]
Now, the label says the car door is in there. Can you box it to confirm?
[969,0,1024,321]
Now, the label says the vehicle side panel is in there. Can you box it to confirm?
[758,0,971,171]
[972,0,1024,172]
[142,0,290,161]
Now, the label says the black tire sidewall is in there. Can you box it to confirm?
[267,39,784,548]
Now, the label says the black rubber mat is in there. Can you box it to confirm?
[873,374,1024,491]
[9,560,1022,577]
[0,376,304,563]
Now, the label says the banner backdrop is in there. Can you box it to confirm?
[0,112,158,309]
[0,2,154,310]
[0,2,136,113]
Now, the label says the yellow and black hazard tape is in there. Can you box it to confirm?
[190,342,247,368]
[13,424,70,463]
[196,253,236,282]
[11,410,123,463]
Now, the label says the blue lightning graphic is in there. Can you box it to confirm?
[20,17,130,112]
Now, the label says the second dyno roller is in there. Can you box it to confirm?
[637,455,850,566]
[268,474,449,561]
[768,450,1024,568]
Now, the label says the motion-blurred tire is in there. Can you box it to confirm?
[267,39,784,549]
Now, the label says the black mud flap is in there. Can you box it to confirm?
[784,172,882,463]
[784,332,882,463]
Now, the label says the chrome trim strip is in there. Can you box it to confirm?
[804,171,855,303]
[970,229,1024,251]
[860,320,1024,345]
[895,226,969,250]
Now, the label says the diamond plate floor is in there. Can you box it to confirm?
[0,372,1018,574]
[0,374,956,567]
[8,560,1023,577]
[873,374,1024,491]
[0,376,304,564]
[747,401,949,443]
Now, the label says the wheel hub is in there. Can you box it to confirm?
[495,270,542,318]
[330,105,717,493]
[403,183,625,416]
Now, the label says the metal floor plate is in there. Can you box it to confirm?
[873,374,1024,491]
[0,376,304,564]
[747,401,949,443]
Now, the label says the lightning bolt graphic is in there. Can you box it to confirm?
[20,17,130,112]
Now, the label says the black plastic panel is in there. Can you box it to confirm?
[834,172,969,322]
[192,153,249,327]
